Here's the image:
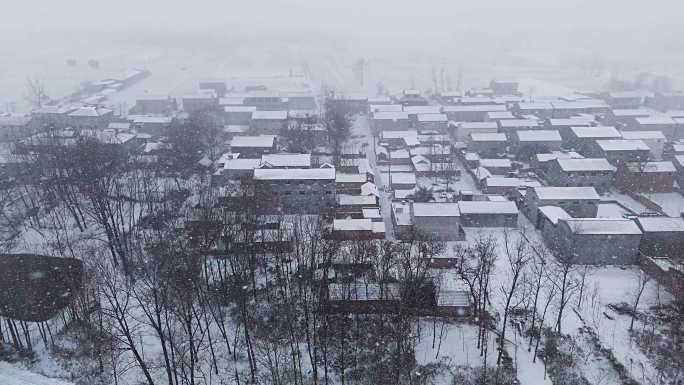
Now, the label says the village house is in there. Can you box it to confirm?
[481,177,542,196]
[328,95,368,114]
[453,121,498,142]
[335,173,368,194]
[653,91,684,111]
[604,108,654,127]
[331,219,385,240]
[627,116,679,140]
[468,132,507,157]
[415,113,449,133]
[284,92,317,110]
[389,149,411,165]
[32,104,79,128]
[380,130,419,148]
[550,100,610,118]
[477,158,513,175]
[398,89,429,106]
[131,95,177,115]
[131,116,173,137]
[182,92,218,113]
[635,216,684,259]
[514,102,555,119]
[554,218,643,265]
[241,91,288,111]
[486,111,516,122]
[67,106,114,129]
[213,154,262,182]
[249,110,287,135]
[372,111,411,132]
[443,104,507,122]
[386,172,417,190]
[536,205,571,248]
[223,106,256,125]
[531,151,584,174]
[511,130,562,160]
[615,161,676,192]
[498,119,541,135]
[337,194,380,217]
[326,283,401,313]
[619,130,666,159]
[523,186,601,226]
[431,270,472,316]
[228,135,277,158]
[457,200,519,227]
[370,104,403,114]
[543,158,616,192]
[410,202,464,240]
[603,91,647,109]
[588,139,651,165]
[545,117,593,140]
[565,126,621,153]
[253,167,336,214]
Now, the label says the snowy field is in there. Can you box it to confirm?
[0,362,74,385]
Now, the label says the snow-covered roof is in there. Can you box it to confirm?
[337,194,377,206]
[390,149,410,159]
[370,104,403,112]
[404,105,442,115]
[479,158,512,168]
[336,173,367,183]
[261,153,311,168]
[533,186,600,200]
[486,111,516,119]
[556,158,616,172]
[561,218,642,235]
[535,151,584,163]
[625,161,676,173]
[133,116,173,124]
[362,207,382,219]
[68,106,112,117]
[611,109,654,118]
[457,121,499,130]
[458,201,518,215]
[517,101,554,110]
[230,135,276,148]
[538,206,571,225]
[251,110,287,120]
[443,105,507,112]
[328,283,400,301]
[636,216,684,232]
[220,158,262,170]
[416,113,448,122]
[515,130,561,142]
[470,133,507,142]
[387,172,417,185]
[373,111,409,120]
[570,126,621,138]
[224,105,257,113]
[254,167,334,180]
[499,119,540,129]
[596,139,650,152]
[634,116,677,126]
[412,202,460,217]
[619,130,666,140]
[361,182,380,197]
[485,177,542,188]
[333,218,373,231]
[547,117,594,127]
[382,130,418,140]
[108,122,131,130]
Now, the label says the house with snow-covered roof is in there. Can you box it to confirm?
[511,130,562,160]
[523,186,600,226]
[588,139,651,165]
[543,158,616,192]
[615,161,676,193]
[468,132,507,157]
[619,130,666,159]
[635,216,684,259]
[555,218,642,265]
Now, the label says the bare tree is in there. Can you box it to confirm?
[25,77,49,109]
[629,270,652,331]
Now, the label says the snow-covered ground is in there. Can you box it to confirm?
[643,192,684,217]
[0,362,74,385]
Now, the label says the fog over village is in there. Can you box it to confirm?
[1,1,684,385]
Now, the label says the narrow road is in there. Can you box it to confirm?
[352,115,395,240]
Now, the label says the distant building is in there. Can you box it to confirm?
[653,91,684,111]
[223,106,256,125]
[250,110,287,135]
[588,139,651,165]
[229,135,277,158]
[628,116,679,140]
[565,126,621,153]
[468,132,507,157]
[443,105,507,122]
[131,95,176,115]
[497,119,541,135]
[199,79,227,97]
[332,219,385,240]
[523,186,601,226]
[543,158,616,192]
[410,202,464,240]
[481,177,542,196]
[514,102,555,119]
[131,116,173,137]
[458,200,519,227]
[253,167,336,214]
[453,122,498,142]
[415,113,448,133]
[635,216,684,259]
[511,130,562,160]
[372,111,410,132]
[603,91,648,109]
[615,161,676,192]
[489,80,519,95]
[531,151,584,174]
[554,218,642,265]
[67,106,114,129]
[182,93,218,113]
